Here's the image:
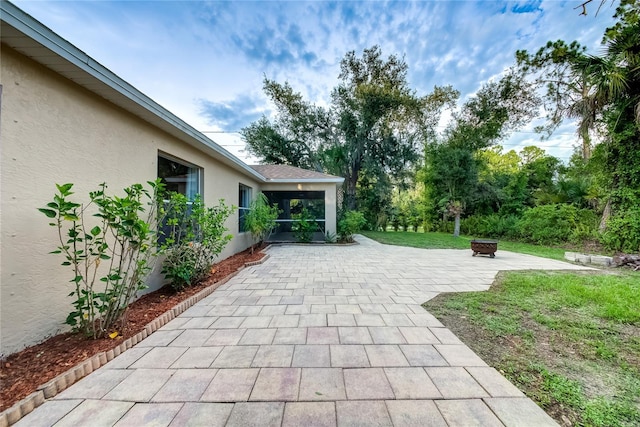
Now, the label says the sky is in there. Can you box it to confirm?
[16,0,617,164]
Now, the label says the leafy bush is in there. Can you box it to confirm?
[600,212,640,253]
[243,192,279,252]
[39,181,162,338]
[462,214,520,239]
[518,204,597,245]
[160,193,234,290]
[338,211,367,243]
[292,207,318,242]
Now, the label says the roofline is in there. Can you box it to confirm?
[264,178,345,184]
[0,1,266,183]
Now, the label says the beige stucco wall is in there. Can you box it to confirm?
[0,46,259,356]
[260,182,339,236]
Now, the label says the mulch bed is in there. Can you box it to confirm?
[0,245,268,412]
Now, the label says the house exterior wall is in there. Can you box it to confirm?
[0,46,258,356]
[259,182,339,236]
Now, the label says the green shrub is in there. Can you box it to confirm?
[243,192,280,252]
[160,193,234,290]
[601,212,640,253]
[338,211,367,243]
[39,180,162,338]
[292,207,318,242]
[518,204,597,245]
[462,214,521,239]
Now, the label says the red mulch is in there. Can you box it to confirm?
[0,245,268,412]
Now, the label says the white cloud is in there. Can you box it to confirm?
[15,0,617,161]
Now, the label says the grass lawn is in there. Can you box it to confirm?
[364,231,640,426]
[361,230,569,260]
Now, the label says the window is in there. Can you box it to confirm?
[238,184,252,232]
[157,154,201,245]
[157,154,201,200]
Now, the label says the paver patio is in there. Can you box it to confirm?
[15,235,592,426]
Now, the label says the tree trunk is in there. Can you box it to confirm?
[453,213,461,237]
[581,129,592,161]
[599,199,611,233]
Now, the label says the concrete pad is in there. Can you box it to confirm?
[129,347,187,369]
[269,314,300,328]
[211,316,246,329]
[399,345,448,366]
[368,327,407,344]
[13,400,83,427]
[135,330,182,347]
[307,327,340,344]
[239,316,273,329]
[426,367,489,399]
[299,368,346,401]
[336,401,392,427]
[435,399,504,427]
[170,346,223,368]
[435,344,487,366]
[365,345,409,367]
[239,328,276,345]
[250,368,301,401]
[252,345,294,367]
[398,327,439,344]
[53,400,134,427]
[338,327,373,344]
[205,329,246,346]
[169,402,233,427]
[201,368,259,402]
[354,314,386,327]
[467,367,525,397]
[330,345,370,368]
[484,397,559,426]
[102,347,153,369]
[384,367,442,399]
[428,327,462,344]
[343,368,394,400]
[299,314,328,327]
[152,369,217,402]
[180,317,216,329]
[104,369,174,402]
[55,369,132,399]
[113,402,182,426]
[385,400,447,427]
[283,402,336,427]
[327,314,356,326]
[167,329,214,347]
[226,402,284,427]
[292,345,331,367]
[273,327,308,344]
[211,346,259,368]
[380,314,414,326]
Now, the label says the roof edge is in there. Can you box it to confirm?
[264,178,345,184]
[0,1,266,183]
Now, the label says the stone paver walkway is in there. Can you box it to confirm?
[16,236,592,426]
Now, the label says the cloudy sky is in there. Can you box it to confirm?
[16,0,616,163]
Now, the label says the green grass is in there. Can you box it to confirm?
[424,270,640,426]
[361,230,568,260]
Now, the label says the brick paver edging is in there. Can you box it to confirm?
[0,254,270,427]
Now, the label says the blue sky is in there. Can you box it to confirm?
[16,0,616,163]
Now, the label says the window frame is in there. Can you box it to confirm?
[157,152,202,201]
[238,184,252,233]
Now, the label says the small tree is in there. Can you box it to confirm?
[243,192,280,253]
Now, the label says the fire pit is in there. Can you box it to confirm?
[471,240,498,258]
